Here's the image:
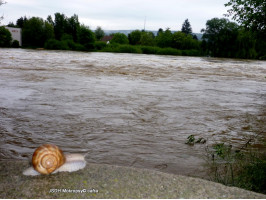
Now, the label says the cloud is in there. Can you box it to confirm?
[1,0,230,32]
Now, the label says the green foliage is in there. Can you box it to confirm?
[111,33,129,44]
[101,43,141,54]
[100,43,119,52]
[172,31,199,50]
[157,28,163,36]
[206,141,266,194]
[53,13,67,41]
[6,6,263,59]
[78,25,95,50]
[182,49,201,56]
[201,18,239,57]
[66,14,80,42]
[140,31,155,46]
[22,17,54,47]
[52,13,80,42]
[236,30,257,59]
[186,135,196,145]
[44,39,69,50]
[141,46,160,54]
[94,41,107,50]
[60,33,73,41]
[95,26,105,41]
[44,21,55,41]
[117,45,142,54]
[225,0,266,35]
[11,40,20,48]
[181,19,192,35]
[44,38,85,51]
[0,26,12,47]
[156,47,181,56]
[16,16,27,28]
[156,28,172,48]
[185,135,206,145]
[236,155,266,193]
[128,30,142,45]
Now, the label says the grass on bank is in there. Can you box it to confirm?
[186,134,266,194]
[43,39,202,57]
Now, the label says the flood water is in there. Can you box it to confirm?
[0,48,265,177]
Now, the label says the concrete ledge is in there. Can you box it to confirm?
[0,161,265,198]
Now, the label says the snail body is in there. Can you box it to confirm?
[23,144,86,176]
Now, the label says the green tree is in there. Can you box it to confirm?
[16,16,27,28]
[65,14,80,42]
[157,28,163,36]
[201,18,239,57]
[235,29,257,59]
[111,33,129,44]
[0,26,11,47]
[128,30,141,45]
[7,22,16,27]
[95,26,105,40]
[225,0,266,35]
[44,21,55,41]
[54,13,67,40]
[156,28,172,48]
[172,31,186,49]
[22,17,54,47]
[172,31,199,50]
[181,19,192,35]
[78,25,95,50]
[225,0,266,59]
[22,17,45,47]
[46,15,54,26]
[140,31,155,46]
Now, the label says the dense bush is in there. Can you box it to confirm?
[0,26,12,47]
[44,39,69,50]
[141,46,160,54]
[156,47,182,56]
[94,41,107,50]
[101,43,120,52]
[111,33,129,45]
[128,30,142,45]
[156,28,172,48]
[117,45,141,54]
[182,49,201,56]
[101,44,141,54]
[11,40,20,48]
[78,25,95,50]
[140,31,155,46]
[22,17,54,47]
[44,38,85,51]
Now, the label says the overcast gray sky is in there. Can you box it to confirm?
[1,0,231,33]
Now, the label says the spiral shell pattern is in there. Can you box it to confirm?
[32,144,66,175]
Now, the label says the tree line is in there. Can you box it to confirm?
[0,0,265,59]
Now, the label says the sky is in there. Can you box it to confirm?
[1,0,231,33]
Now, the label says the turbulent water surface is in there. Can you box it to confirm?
[0,49,265,177]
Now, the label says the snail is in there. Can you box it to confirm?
[23,144,86,176]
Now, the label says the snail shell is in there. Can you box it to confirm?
[32,144,66,175]
[23,144,86,176]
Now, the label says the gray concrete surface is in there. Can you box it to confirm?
[0,161,265,198]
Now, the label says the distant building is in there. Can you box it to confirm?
[5,27,22,46]
[101,35,113,43]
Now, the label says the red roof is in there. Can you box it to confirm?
[101,35,113,42]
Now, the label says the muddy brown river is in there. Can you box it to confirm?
[0,48,265,177]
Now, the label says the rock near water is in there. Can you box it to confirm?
[0,161,265,198]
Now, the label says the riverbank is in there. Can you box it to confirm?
[0,160,265,198]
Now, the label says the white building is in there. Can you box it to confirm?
[5,27,22,46]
